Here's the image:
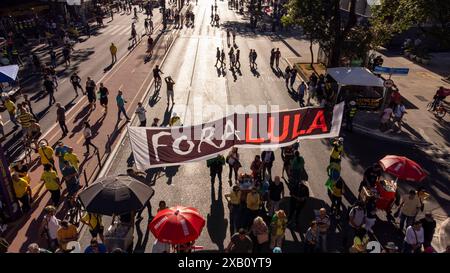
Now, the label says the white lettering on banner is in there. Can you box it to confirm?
[198,127,220,153]
[152,131,172,162]
[173,135,195,155]
[224,119,241,141]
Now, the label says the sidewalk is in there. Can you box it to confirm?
[2,21,172,253]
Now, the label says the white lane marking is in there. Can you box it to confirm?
[104,25,121,35]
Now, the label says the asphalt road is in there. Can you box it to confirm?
[72,1,449,252]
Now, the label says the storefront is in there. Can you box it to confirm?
[327,67,385,111]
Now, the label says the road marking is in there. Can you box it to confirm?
[131,68,136,73]
[119,84,124,90]
[76,134,84,144]
[105,25,121,35]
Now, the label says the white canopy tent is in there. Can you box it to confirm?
[326,67,385,107]
[327,67,384,88]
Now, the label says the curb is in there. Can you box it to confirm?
[352,124,431,146]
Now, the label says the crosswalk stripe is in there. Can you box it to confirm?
[107,25,124,35]
[118,25,131,36]
[104,25,121,35]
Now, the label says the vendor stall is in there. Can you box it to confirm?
[327,67,385,110]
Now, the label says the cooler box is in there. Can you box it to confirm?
[375,180,397,211]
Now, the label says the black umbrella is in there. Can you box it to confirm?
[78,175,154,216]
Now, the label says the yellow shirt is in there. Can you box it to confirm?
[81,213,102,230]
[226,191,241,205]
[41,170,60,191]
[246,192,260,211]
[5,99,16,114]
[64,153,80,170]
[13,177,29,198]
[330,145,344,160]
[110,44,117,54]
[57,225,78,250]
[38,146,54,165]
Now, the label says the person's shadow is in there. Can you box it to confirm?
[148,89,161,107]
[207,180,228,251]
[164,165,179,185]
[160,104,174,127]
[251,66,260,78]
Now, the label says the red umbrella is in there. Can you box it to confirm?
[379,155,427,182]
[148,206,205,244]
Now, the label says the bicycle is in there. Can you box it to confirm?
[64,195,84,228]
[427,100,447,118]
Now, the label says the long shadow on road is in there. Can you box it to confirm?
[207,181,227,251]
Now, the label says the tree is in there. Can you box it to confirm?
[282,0,328,67]
[371,0,450,49]
[282,0,361,67]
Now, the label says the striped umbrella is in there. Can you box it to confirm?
[148,206,205,244]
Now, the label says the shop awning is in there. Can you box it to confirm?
[327,67,384,87]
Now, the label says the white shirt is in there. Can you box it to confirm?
[393,104,406,118]
[349,207,366,228]
[381,108,393,122]
[152,239,170,253]
[405,226,424,245]
[83,127,92,139]
[45,215,60,240]
[135,106,147,122]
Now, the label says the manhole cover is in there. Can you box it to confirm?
[415,95,428,102]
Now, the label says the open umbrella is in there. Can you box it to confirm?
[78,175,154,216]
[0,65,19,83]
[379,155,427,182]
[148,206,205,244]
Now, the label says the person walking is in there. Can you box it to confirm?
[144,19,149,34]
[304,221,319,253]
[226,147,241,185]
[83,121,98,155]
[398,189,421,231]
[43,76,56,106]
[261,150,275,178]
[85,77,97,110]
[226,28,231,46]
[402,221,424,253]
[215,47,221,66]
[270,210,287,250]
[287,180,309,228]
[290,68,297,89]
[12,173,31,213]
[245,188,261,229]
[70,72,83,96]
[62,45,71,67]
[419,212,436,248]
[220,49,226,68]
[235,49,241,69]
[63,147,80,171]
[207,154,225,184]
[17,104,34,137]
[229,48,235,69]
[22,95,37,120]
[116,90,131,121]
[225,185,242,234]
[49,49,57,68]
[81,213,105,242]
[55,103,68,137]
[165,76,175,105]
[306,81,315,106]
[392,102,407,133]
[268,176,284,216]
[315,208,330,252]
[275,48,281,68]
[110,42,117,64]
[251,216,269,253]
[269,48,275,68]
[252,49,257,68]
[249,50,253,69]
[284,66,291,87]
[40,206,60,252]
[232,29,236,45]
[297,81,306,107]
[4,96,18,127]
[98,83,109,113]
[40,164,61,206]
[135,102,147,126]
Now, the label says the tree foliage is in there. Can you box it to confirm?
[371,0,450,48]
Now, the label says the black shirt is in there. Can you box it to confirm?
[99,87,108,98]
[43,79,54,92]
[420,218,436,239]
[269,182,284,201]
[290,181,309,200]
[70,75,80,84]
